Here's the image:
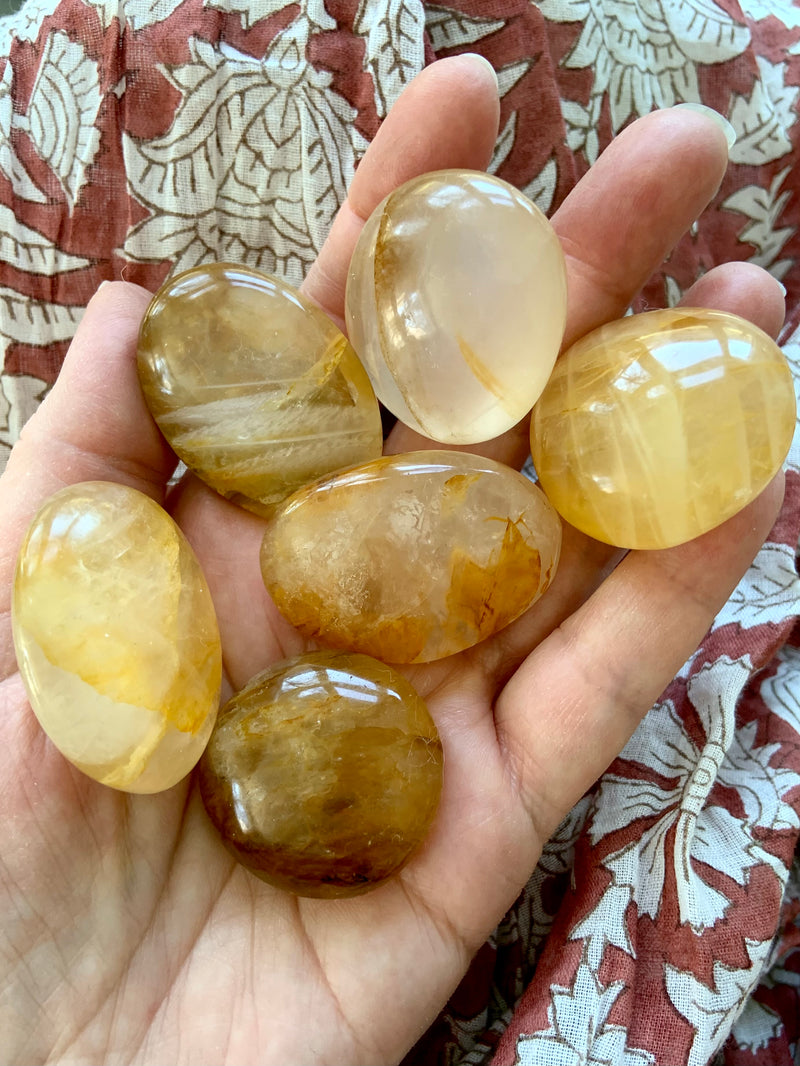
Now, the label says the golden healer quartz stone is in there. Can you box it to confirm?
[345,169,568,444]
[12,482,222,793]
[198,651,443,897]
[137,263,383,515]
[260,451,562,663]
[530,308,796,549]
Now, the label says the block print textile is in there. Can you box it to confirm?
[2,1,800,1062]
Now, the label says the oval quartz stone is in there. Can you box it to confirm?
[260,451,562,663]
[198,651,443,897]
[345,169,567,444]
[530,308,796,549]
[12,482,222,793]
[138,263,383,515]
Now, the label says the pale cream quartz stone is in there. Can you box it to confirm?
[345,169,567,444]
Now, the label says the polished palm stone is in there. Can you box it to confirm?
[12,482,222,792]
[530,308,796,549]
[345,169,567,444]
[138,263,383,515]
[198,651,443,897]
[260,451,562,663]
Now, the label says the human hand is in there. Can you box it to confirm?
[0,55,787,1064]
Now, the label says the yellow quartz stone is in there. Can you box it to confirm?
[345,169,567,444]
[530,308,796,549]
[260,451,562,663]
[199,651,443,897]
[137,263,383,515]
[12,482,222,793]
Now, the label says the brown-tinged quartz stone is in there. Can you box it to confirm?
[260,451,562,663]
[137,263,383,515]
[530,308,796,549]
[198,652,443,897]
[12,481,221,793]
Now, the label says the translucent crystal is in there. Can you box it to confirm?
[12,482,222,792]
[260,451,562,663]
[345,169,567,444]
[199,651,443,897]
[138,263,383,515]
[530,308,796,549]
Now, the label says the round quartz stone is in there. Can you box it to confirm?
[530,308,796,549]
[260,451,562,663]
[12,481,222,793]
[345,169,567,444]
[137,263,383,515]
[198,651,443,897]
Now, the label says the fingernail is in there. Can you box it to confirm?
[778,281,787,297]
[671,103,736,152]
[463,53,499,94]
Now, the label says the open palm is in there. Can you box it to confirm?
[0,56,787,1064]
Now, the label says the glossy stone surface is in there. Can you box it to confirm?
[345,169,567,444]
[530,308,796,549]
[260,451,561,663]
[12,482,222,792]
[138,263,383,515]
[199,652,442,897]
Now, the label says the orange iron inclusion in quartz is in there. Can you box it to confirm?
[345,169,567,444]
[137,263,383,516]
[199,651,443,898]
[12,482,222,793]
[260,451,562,663]
[530,308,796,549]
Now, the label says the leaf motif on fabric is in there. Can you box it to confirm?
[488,61,535,177]
[80,0,123,31]
[728,997,783,1053]
[0,371,49,462]
[514,957,656,1065]
[14,31,102,212]
[722,168,795,280]
[123,20,366,284]
[127,0,186,31]
[513,795,593,962]
[729,55,798,166]
[743,0,800,29]
[0,63,47,204]
[0,286,83,345]
[490,112,517,174]
[0,0,61,51]
[496,57,532,99]
[354,0,425,120]
[579,656,798,934]
[661,0,750,62]
[538,0,750,161]
[760,642,800,733]
[570,849,637,968]
[522,156,558,216]
[425,3,505,51]
[203,0,302,31]
[0,204,91,273]
[717,541,800,628]
[665,939,773,1066]
[535,0,590,22]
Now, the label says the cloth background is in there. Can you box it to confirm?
[2,0,800,1062]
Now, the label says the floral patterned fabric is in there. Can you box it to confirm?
[2,1,800,1063]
